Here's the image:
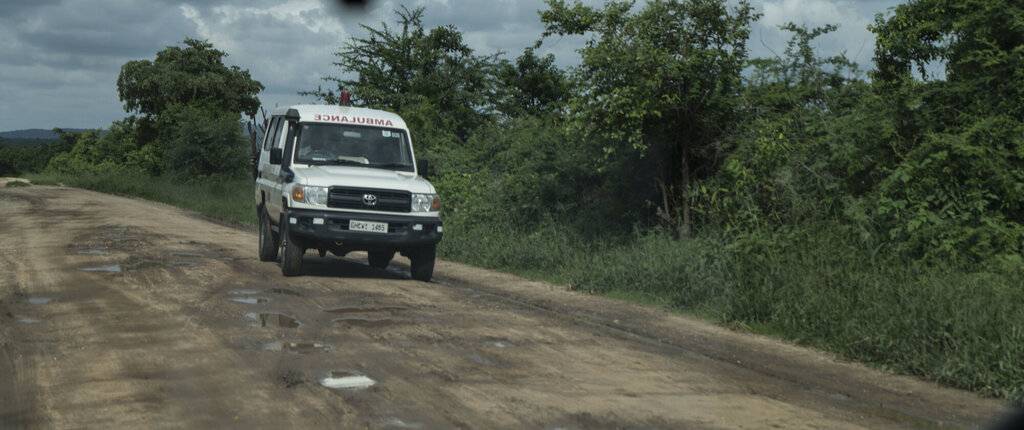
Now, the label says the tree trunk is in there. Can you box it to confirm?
[680,143,692,238]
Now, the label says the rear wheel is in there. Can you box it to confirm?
[257,207,279,262]
[280,216,304,276]
[409,245,435,282]
[368,250,394,269]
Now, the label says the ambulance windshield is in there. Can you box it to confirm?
[294,123,414,171]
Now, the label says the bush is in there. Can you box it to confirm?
[157,102,249,179]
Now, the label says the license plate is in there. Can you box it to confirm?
[350,220,387,233]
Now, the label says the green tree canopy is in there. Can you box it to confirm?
[496,48,569,117]
[117,38,264,118]
[306,6,499,141]
[541,0,758,235]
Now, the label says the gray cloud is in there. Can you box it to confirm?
[0,0,902,131]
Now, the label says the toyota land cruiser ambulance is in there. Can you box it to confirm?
[254,103,442,281]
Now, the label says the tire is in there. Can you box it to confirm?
[280,215,303,276]
[368,250,394,269]
[409,245,435,282]
[258,207,279,262]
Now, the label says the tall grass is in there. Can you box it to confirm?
[442,214,1024,404]
[25,171,255,227]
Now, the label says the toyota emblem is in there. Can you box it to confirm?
[362,194,378,206]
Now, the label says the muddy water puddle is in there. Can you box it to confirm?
[230,297,270,304]
[320,371,376,390]
[80,264,123,272]
[332,316,399,328]
[78,259,197,273]
[263,341,334,354]
[16,317,42,324]
[26,297,54,304]
[269,287,302,296]
[75,249,109,255]
[247,312,301,328]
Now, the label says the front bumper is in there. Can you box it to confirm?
[284,208,442,249]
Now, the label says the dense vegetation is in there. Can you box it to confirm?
[4,0,1022,403]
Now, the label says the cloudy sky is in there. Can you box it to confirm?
[0,0,902,132]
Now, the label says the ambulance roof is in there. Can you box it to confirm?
[271,104,407,130]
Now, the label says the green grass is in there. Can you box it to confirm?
[24,170,1024,404]
[440,215,1024,405]
[26,172,255,227]
[4,180,31,188]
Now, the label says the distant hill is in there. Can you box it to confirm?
[0,128,92,146]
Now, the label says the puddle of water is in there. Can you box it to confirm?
[123,260,197,271]
[27,297,53,304]
[332,317,396,328]
[17,317,41,324]
[264,341,333,354]
[230,297,269,304]
[228,289,260,295]
[270,287,302,297]
[75,249,108,255]
[247,312,301,328]
[320,371,376,390]
[324,305,407,314]
[80,265,122,273]
[488,341,514,349]
[169,251,204,258]
[465,353,500,367]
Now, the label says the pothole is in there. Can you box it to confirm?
[264,341,333,354]
[169,251,205,258]
[79,265,123,272]
[320,371,376,390]
[230,297,270,304]
[247,312,301,328]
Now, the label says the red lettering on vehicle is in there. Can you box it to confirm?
[312,114,393,127]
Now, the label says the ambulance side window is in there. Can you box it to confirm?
[264,117,282,151]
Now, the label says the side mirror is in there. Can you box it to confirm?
[416,159,429,178]
[270,148,283,165]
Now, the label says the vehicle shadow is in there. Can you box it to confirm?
[296,255,409,280]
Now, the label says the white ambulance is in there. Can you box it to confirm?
[253,103,442,280]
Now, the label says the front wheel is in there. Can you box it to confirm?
[258,207,279,262]
[280,216,304,276]
[409,245,435,282]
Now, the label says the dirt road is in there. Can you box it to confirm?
[0,183,1013,429]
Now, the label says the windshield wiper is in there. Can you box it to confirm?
[312,159,367,166]
[369,162,413,170]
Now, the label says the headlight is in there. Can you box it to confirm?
[292,185,328,206]
[411,193,440,212]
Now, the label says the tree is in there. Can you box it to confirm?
[117,38,264,119]
[304,6,500,144]
[156,102,249,179]
[540,0,758,236]
[865,0,1024,261]
[496,48,569,117]
[700,23,867,230]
